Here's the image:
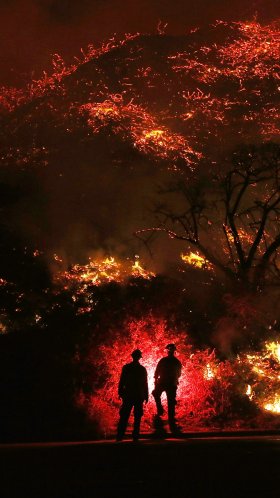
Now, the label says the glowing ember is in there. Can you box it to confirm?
[80,96,200,169]
[224,227,254,246]
[218,21,280,81]
[53,254,63,263]
[2,20,280,179]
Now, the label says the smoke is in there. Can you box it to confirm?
[36,0,107,23]
[213,319,243,356]
[211,293,273,355]
[1,127,180,271]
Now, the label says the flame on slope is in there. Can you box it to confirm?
[56,255,155,290]
[218,21,280,80]
[53,255,155,315]
[243,341,280,413]
[2,20,280,174]
[170,20,280,143]
[181,252,213,270]
[80,96,201,169]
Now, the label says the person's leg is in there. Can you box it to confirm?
[166,387,178,431]
[152,384,165,416]
[132,400,144,441]
[117,399,133,440]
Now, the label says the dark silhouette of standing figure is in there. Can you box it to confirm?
[117,349,148,441]
[152,344,182,433]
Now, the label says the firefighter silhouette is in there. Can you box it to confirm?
[152,344,182,432]
[116,349,148,441]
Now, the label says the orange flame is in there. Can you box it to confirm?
[181,252,213,270]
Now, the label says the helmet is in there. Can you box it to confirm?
[166,343,176,351]
[131,349,142,359]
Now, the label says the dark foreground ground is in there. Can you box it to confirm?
[1,434,280,498]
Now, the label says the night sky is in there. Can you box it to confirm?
[0,0,279,86]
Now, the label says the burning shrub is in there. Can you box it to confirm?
[77,315,242,436]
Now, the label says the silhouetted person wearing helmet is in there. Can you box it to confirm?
[152,344,182,433]
[116,349,148,441]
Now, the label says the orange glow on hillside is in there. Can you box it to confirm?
[80,96,200,169]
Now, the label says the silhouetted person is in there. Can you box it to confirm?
[152,344,182,433]
[117,349,148,441]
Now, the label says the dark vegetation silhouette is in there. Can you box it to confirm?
[138,143,280,292]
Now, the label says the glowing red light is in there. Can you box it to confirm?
[77,316,234,435]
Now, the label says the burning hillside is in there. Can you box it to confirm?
[1,20,280,440]
[0,21,279,268]
[56,255,155,289]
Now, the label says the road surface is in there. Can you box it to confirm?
[0,435,279,497]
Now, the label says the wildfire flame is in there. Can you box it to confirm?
[204,363,215,380]
[264,398,280,414]
[243,341,280,413]
[246,384,253,400]
[266,342,280,362]
[181,252,213,270]
[56,255,155,290]
[81,97,200,169]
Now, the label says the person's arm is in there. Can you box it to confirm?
[154,360,161,382]
[144,368,149,402]
[177,360,182,379]
[118,366,126,398]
